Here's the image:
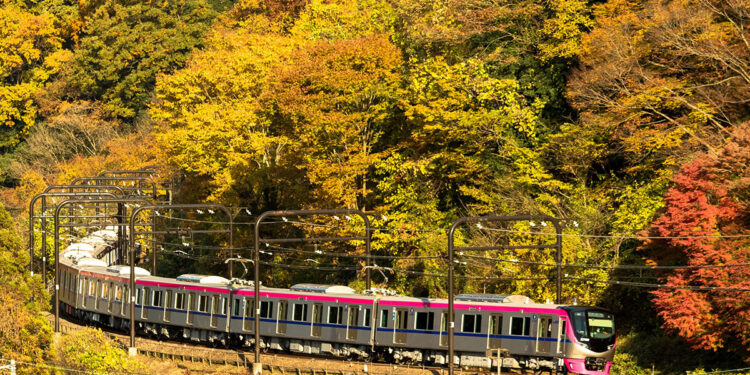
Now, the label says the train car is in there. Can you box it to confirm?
[56,232,615,374]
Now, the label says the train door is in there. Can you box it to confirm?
[95,281,102,310]
[101,282,109,312]
[88,279,96,307]
[277,300,288,334]
[79,278,86,308]
[211,295,220,328]
[187,292,195,325]
[122,286,128,316]
[311,303,323,337]
[346,306,359,340]
[108,283,115,313]
[557,316,567,354]
[439,311,448,347]
[244,298,254,332]
[164,290,172,322]
[488,313,503,349]
[141,288,150,319]
[536,315,554,354]
[394,308,408,344]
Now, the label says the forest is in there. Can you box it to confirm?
[0,0,748,373]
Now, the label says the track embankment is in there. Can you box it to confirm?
[46,313,483,375]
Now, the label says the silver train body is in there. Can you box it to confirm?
[57,233,615,374]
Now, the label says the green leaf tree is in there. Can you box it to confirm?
[67,0,216,119]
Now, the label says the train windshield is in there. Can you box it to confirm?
[569,309,615,340]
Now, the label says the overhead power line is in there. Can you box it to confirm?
[567,277,750,292]
[266,244,443,260]
[147,240,748,272]
[460,254,750,270]
[479,226,750,240]
[132,212,750,240]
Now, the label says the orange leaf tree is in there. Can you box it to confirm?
[642,125,750,355]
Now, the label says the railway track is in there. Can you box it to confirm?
[47,312,499,375]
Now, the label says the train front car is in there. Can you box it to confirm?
[561,307,616,375]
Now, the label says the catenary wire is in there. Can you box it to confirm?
[566,277,750,292]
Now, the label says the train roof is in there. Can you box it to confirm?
[176,274,231,284]
[456,294,534,304]
[61,249,93,261]
[90,230,118,241]
[65,243,95,252]
[290,284,356,294]
[80,236,107,246]
[107,265,151,276]
[76,258,108,267]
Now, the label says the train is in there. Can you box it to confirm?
[55,230,616,374]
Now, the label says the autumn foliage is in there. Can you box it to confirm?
[0,0,749,369]
[642,125,750,354]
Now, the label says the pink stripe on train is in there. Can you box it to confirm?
[136,280,229,294]
[379,300,565,315]
[234,290,374,305]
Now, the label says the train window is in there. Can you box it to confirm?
[153,290,162,307]
[510,316,531,336]
[96,281,101,297]
[199,295,208,312]
[101,282,108,298]
[462,314,482,333]
[88,280,95,295]
[380,310,388,328]
[144,288,151,305]
[136,289,143,305]
[415,312,434,330]
[260,301,273,318]
[234,299,241,316]
[292,303,308,322]
[176,293,185,310]
[114,286,121,302]
[79,279,85,294]
[328,306,343,324]
[441,312,448,332]
[363,308,371,327]
[165,291,173,309]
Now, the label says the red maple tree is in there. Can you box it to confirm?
[641,125,750,355]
